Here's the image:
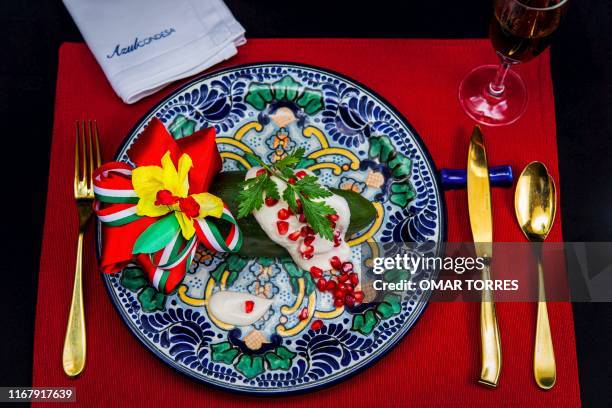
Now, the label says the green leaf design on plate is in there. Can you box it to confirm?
[132,214,180,254]
[244,83,273,110]
[226,254,249,271]
[296,90,324,115]
[376,294,402,319]
[210,262,225,283]
[235,354,265,379]
[210,254,248,285]
[137,287,166,312]
[245,75,324,115]
[303,274,315,296]
[282,260,303,278]
[120,267,148,292]
[168,114,196,139]
[384,268,411,284]
[368,134,415,209]
[273,75,300,101]
[225,270,239,287]
[369,135,395,162]
[282,261,315,296]
[265,346,296,370]
[389,182,416,207]
[352,309,379,335]
[388,154,412,179]
[211,341,240,364]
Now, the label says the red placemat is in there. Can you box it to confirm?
[33,40,580,407]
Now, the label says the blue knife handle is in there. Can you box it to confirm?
[440,165,513,190]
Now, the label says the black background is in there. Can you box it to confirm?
[1,1,611,406]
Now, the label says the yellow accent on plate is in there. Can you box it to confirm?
[220,152,251,169]
[177,284,207,306]
[280,278,305,315]
[234,121,263,140]
[302,126,329,148]
[215,137,254,154]
[308,147,360,170]
[276,292,317,336]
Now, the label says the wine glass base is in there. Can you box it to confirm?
[458,64,528,127]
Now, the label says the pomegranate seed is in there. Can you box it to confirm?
[333,233,342,247]
[325,280,337,291]
[334,298,345,307]
[296,199,303,213]
[288,177,296,185]
[295,170,307,179]
[353,291,364,303]
[277,220,289,235]
[245,300,254,313]
[265,197,278,207]
[327,214,339,222]
[305,226,315,236]
[349,272,359,285]
[310,266,323,279]
[302,244,314,255]
[341,262,354,273]
[277,208,290,220]
[298,307,308,321]
[338,274,349,283]
[330,222,337,229]
[344,295,356,308]
[287,207,294,215]
[339,283,353,293]
[311,320,324,331]
[316,278,327,291]
[300,226,308,237]
[256,168,267,177]
[302,252,313,260]
[288,230,301,241]
[304,235,315,246]
[299,213,306,223]
[330,256,342,270]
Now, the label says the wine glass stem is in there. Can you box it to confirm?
[488,60,511,97]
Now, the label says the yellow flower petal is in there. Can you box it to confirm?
[175,212,196,240]
[136,197,172,217]
[191,192,224,218]
[176,154,192,197]
[160,151,180,196]
[132,165,164,199]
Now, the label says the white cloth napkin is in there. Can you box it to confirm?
[63,0,245,104]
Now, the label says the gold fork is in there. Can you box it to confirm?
[62,120,101,377]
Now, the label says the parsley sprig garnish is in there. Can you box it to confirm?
[237,148,338,240]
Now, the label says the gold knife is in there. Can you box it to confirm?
[467,125,502,387]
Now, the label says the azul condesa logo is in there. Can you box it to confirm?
[106,28,176,59]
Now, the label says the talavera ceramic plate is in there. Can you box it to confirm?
[101,63,446,394]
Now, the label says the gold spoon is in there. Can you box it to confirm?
[515,161,557,390]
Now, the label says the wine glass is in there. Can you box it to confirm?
[459,0,569,126]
